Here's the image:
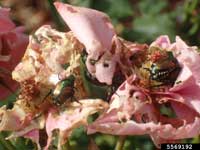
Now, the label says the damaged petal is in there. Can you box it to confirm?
[54,2,115,56]
[0,105,26,131]
[45,99,108,149]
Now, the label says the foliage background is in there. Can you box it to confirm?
[0,0,200,149]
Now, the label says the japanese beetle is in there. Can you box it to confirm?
[138,47,181,88]
[52,75,76,106]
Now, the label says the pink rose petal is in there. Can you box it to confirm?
[54,2,119,84]
[150,35,171,49]
[45,99,108,150]
[54,2,115,56]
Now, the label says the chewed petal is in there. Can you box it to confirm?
[175,36,189,50]
[12,59,37,82]
[175,36,200,84]
[158,117,200,140]
[88,111,200,145]
[88,120,161,135]
[6,115,45,150]
[12,25,83,84]
[171,101,199,123]
[8,129,41,150]
[88,72,200,146]
[54,2,115,57]
[88,75,154,133]
[45,99,108,150]
[0,105,26,131]
[170,74,200,115]
[23,130,41,150]
[95,52,117,85]
[150,35,171,49]
[171,65,193,91]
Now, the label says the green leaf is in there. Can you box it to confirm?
[132,14,175,43]
[106,0,133,19]
[184,0,198,14]
[0,93,17,108]
[0,133,15,150]
[69,126,89,150]
[70,0,92,7]
[95,134,116,149]
[10,137,35,150]
[189,23,199,35]
[160,104,176,118]
[191,136,200,143]
[138,0,168,15]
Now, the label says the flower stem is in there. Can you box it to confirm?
[0,133,15,150]
[115,136,126,150]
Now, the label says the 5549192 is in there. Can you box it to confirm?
[161,144,195,150]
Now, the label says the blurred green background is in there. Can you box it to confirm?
[1,0,200,45]
[0,0,200,149]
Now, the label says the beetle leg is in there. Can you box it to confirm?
[42,90,52,102]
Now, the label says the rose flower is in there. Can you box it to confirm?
[0,4,113,149]
[88,35,200,147]
[55,2,147,101]
[0,7,28,99]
